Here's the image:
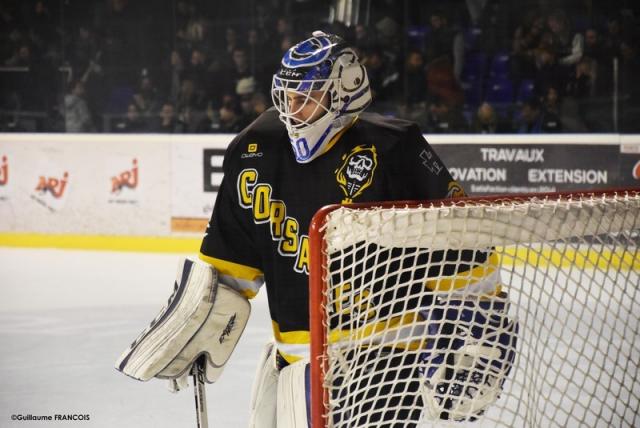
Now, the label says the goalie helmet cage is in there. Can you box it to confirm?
[308,188,640,428]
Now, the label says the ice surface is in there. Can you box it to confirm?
[0,248,272,427]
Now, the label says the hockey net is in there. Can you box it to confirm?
[308,189,640,428]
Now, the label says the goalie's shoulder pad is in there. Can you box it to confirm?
[115,257,250,384]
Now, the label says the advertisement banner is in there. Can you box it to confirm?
[2,133,638,241]
[619,135,640,188]
[430,135,622,195]
[170,134,234,233]
[0,134,171,236]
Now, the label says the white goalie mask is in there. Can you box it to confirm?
[271,31,372,163]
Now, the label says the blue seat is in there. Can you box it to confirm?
[461,80,483,108]
[107,86,135,114]
[517,79,535,102]
[461,52,487,82]
[489,52,511,78]
[464,27,483,52]
[407,25,430,51]
[485,77,514,105]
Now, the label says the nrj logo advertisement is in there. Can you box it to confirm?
[0,155,9,200]
[30,161,70,212]
[107,156,139,204]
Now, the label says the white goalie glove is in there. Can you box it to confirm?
[419,292,518,421]
[115,257,251,390]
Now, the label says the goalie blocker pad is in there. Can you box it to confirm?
[115,257,250,384]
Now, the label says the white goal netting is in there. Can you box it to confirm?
[310,191,640,428]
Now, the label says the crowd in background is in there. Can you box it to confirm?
[1,0,639,133]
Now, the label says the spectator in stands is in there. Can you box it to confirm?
[404,50,428,107]
[251,92,269,117]
[514,96,560,133]
[196,102,221,133]
[132,69,160,117]
[274,17,294,49]
[566,58,594,100]
[4,43,32,67]
[362,46,399,106]
[64,80,94,132]
[70,25,100,74]
[165,50,184,104]
[182,48,208,93]
[176,77,206,111]
[218,96,243,133]
[425,9,464,81]
[512,12,545,81]
[28,1,56,56]
[533,47,564,98]
[354,24,376,51]
[212,26,239,65]
[563,57,607,131]
[601,13,623,58]
[114,103,147,133]
[236,76,258,127]
[221,46,252,98]
[374,15,400,52]
[582,27,613,96]
[474,0,513,54]
[153,102,180,133]
[546,10,584,67]
[425,96,469,133]
[176,77,207,132]
[583,28,608,67]
[246,27,269,83]
[543,86,560,115]
[471,102,512,133]
[619,38,640,132]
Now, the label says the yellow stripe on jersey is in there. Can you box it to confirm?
[425,252,501,295]
[272,313,427,364]
[198,253,263,298]
[272,321,310,343]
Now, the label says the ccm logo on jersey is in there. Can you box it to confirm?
[237,168,310,274]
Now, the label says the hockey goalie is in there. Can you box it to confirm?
[116,29,518,428]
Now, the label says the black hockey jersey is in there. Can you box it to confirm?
[199,108,489,363]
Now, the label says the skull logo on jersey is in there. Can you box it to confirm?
[335,145,378,203]
[347,154,373,181]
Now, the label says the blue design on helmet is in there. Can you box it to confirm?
[282,36,332,68]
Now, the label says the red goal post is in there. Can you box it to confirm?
[309,188,640,428]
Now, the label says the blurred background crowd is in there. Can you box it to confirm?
[0,0,638,134]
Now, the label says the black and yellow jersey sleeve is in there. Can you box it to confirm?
[199,142,265,299]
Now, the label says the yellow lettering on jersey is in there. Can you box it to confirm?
[269,200,286,239]
[279,217,299,255]
[238,169,258,208]
[294,235,310,274]
[237,168,307,275]
[253,184,272,222]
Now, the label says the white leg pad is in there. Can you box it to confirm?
[249,342,278,428]
[277,358,309,428]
